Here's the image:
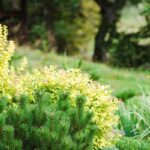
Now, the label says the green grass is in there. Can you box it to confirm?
[116,137,150,150]
[118,95,150,139]
[12,46,150,101]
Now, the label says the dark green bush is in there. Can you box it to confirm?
[0,90,97,150]
[109,33,150,68]
[30,24,50,51]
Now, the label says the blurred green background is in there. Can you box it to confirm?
[0,0,150,149]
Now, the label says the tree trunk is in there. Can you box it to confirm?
[55,37,67,54]
[93,12,109,61]
[93,0,117,62]
[93,0,127,62]
[0,0,3,10]
[19,0,28,43]
[20,0,28,26]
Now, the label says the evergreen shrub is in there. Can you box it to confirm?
[0,91,97,150]
[0,25,118,149]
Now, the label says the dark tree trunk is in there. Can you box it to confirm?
[44,1,60,51]
[55,37,67,54]
[93,0,116,62]
[93,0,127,62]
[20,0,27,26]
[19,0,28,43]
[0,0,3,10]
[93,12,110,61]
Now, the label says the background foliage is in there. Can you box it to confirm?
[0,0,150,149]
[1,0,149,67]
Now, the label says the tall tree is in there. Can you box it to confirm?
[93,0,141,62]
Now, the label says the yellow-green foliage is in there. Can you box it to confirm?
[0,25,15,95]
[0,25,118,149]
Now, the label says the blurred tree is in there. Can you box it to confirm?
[54,0,99,54]
[28,0,81,52]
[28,0,99,54]
[0,0,28,37]
[93,0,146,62]
[107,0,150,67]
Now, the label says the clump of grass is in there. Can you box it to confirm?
[118,91,150,140]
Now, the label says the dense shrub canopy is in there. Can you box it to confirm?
[0,25,118,149]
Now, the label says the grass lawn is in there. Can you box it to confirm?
[12,46,150,101]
